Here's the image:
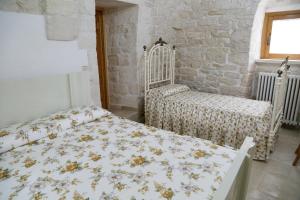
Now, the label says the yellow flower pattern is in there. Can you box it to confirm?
[0,168,10,180]
[24,158,36,168]
[0,112,236,200]
[130,156,146,167]
[0,130,9,137]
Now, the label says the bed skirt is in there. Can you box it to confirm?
[145,85,274,160]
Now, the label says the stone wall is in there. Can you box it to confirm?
[0,0,101,105]
[151,0,260,97]
[104,6,139,109]
[101,0,153,111]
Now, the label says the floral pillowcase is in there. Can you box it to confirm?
[0,105,110,154]
[45,105,111,131]
[147,84,190,98]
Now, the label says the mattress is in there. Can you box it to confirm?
[0,107,236,200]
[145,84,273,160]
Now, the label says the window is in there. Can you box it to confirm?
[261,10,300,60]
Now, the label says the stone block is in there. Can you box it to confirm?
[79,15,95,33]
[17,0,44,14]
[228,52,248,66]
[206,80,219,88]
[0,0,17,12]
[46,15,79,41]
[220,77,239,86]
[128,83,138,95]
[118,54,130,66]
[119,68,137,84]
[108,71,119,83]
[208,10,225,16]
[206,48,227,64]
[120,95,139,108]
[108,55,119,66]
[45,0,78,15]
[113,84,128,95]
[213,63,239,72]
[179,67,198,77]
[220,86,242,96]
[109,94,122,105]
[79,0,95,15]
[206,74,219,82]
[224,72,240,79]
[211,30,231,38]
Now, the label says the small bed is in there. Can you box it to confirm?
[143,38,290,161]
[0,72,254,200]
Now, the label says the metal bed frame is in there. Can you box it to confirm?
[144,38,289,146]
[143,38,290,200]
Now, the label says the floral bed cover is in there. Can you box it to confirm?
[145,84,273,160]
[0,108,236,200]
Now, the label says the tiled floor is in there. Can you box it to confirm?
[109,107,141,122]
[246,127,300,200]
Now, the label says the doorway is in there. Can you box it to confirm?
[95,10,109,109]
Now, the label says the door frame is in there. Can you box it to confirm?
[95,9,109,109]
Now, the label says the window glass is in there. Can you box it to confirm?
[269,18,300,54]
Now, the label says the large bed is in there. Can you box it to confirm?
[0,72,254,200]
[143,38,290,161]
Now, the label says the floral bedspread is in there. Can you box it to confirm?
[145,85,273,160]
[0,112,236,199]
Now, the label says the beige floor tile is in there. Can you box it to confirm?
[246,127,300,200]
[247,190,280,200]
[258,173,287,198]
[248,161,268,191]
[265,159,292,176]
[279,178,300,200]
[288,166,300,183]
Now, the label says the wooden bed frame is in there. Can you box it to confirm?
[0,71,255,199]
[144,38,290,151]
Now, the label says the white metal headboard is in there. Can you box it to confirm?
[0,71,91,128]
[270,57,290,136]
[144,38,176,94]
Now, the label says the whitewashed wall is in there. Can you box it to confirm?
[0,11,88,80]
[0,0,100,105]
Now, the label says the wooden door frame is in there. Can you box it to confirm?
[95,9,109,109]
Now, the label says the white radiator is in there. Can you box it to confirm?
[256,72,300,125]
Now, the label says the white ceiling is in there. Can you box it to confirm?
[95,0,134,8]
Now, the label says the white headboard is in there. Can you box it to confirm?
[0,72,91,128]
[143,38,176,93]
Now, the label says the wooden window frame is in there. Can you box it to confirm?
[261,10,300,60]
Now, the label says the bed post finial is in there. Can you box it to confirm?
[277,70,283,77]
[143,45,147,51]
[277,56,290,77]
[155,37,167,46]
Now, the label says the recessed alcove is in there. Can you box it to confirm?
[95,0,141,121]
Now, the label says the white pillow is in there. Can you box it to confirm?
[46,105,111,131]
[0,105,110,154]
